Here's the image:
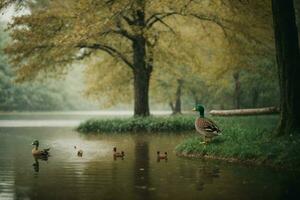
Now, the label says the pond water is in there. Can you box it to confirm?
[0,113,299,200]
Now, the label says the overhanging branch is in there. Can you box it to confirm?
[146,11,228,36]
[101,28,134,40]
[77,43,134,69]
[146,12,178,29]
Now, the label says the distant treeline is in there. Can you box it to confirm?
[0,29,96,111]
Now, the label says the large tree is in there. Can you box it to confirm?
[272,0,300,135]
[3,0,229,116]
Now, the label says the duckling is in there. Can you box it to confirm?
[113,147,125,159]
[31,140,50,157]
[77,149,83,157]
[157,151,168,162]
[74,145,83,157]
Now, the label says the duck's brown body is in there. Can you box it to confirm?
[32,147,50,157]
[195,117,221,139]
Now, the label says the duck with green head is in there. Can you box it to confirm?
[193,104,221,143]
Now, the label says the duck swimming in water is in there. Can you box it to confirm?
[157,151,168,162]
[113,147,125,160]
[74,146,83,157]
[31,140,50,157]
[77,150,83,157]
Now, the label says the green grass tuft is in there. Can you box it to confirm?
[77,115,195,133]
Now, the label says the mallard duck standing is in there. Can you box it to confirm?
[193,104,221,143]
[32,140,50,157]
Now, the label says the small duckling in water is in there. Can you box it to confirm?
[157,151,168,162]
[74,145,83,157]
[113,147,125,160]
[77,149,83,157]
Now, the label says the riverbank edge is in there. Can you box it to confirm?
[175,135,300,171]
[175,152,293,170]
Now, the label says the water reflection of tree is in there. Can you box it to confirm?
[134,137,152,200]
[178,160,220,192]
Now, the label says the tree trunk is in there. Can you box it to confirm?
[169,101,175,113]
[132,35,151,117]
[133,68,151,117]
[295,0,300,47]
[233,72,241,109]
[173,79,183,114]
[272,0,300,135]
[190,88,199,105]
[131,0,152,117]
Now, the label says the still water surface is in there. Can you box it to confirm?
[0,113,299,200]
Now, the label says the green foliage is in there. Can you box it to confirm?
[0,25,96,111]
[2,0,277,112]
[77,115,195,133]
[239,64,279,108]
[176,116,300,169]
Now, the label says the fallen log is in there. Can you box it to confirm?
[209,107,279,116]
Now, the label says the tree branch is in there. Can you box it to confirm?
[152,16,176,34]
[190,14,228,36]
[146,12,228,36]
[146,12,178,29]
[101,28,134,40]
[77,43,134,69]
[122,15,135,25]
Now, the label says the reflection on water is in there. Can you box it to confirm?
[0,126,299,200]
[32,156,49,173]
[195,162,220,191]
[134,138,151,199]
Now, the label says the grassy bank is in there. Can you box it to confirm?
[176,116,300,169]
[77,115,195,133]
